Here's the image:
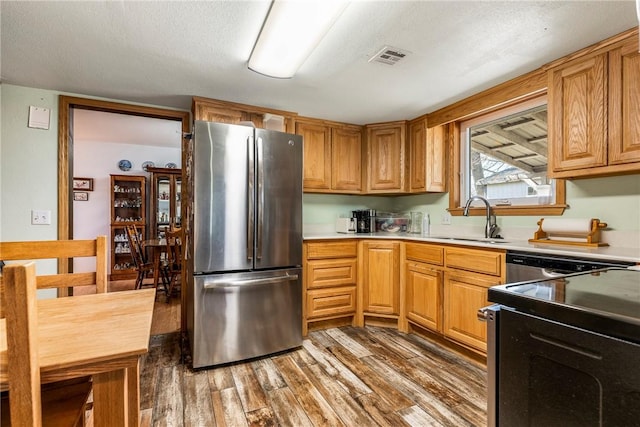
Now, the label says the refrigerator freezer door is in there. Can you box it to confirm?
[193,121,255,273]
[254,129,303,270]
[191,268,302,368]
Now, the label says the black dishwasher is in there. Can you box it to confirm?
[506,250,635,283]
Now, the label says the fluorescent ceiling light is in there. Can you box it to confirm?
[248,0,348,79]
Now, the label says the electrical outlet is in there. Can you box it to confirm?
[31,210,51,225]
[441,212,452,225]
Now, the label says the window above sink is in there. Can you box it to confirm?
[451,93,566,217]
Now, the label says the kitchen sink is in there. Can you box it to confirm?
[428,236,509,244]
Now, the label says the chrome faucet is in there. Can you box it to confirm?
[463,196,498,239]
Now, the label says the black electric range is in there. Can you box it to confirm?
[485,268,640,426]
[489,267,640,345]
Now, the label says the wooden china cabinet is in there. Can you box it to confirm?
[110,174,146,280]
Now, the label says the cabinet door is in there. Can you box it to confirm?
[366,123,407,192]
[444,272,498,352]
[409,120,446,193]
[193,103,244,124]
[297,122,332,190]
[426,125,447,192]
[549,53,607,171]
[608,39,640,165]
[193,103,264,128]
[409,119,427,192]
[331,127,362,191]
[405,262,442,332]
[362,241,400,315]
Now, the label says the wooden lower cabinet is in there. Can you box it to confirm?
[405,261,442,332]
[303,240,358,335]
[303,238,505,355]
[361,240,400,316]
[443,271,499,353]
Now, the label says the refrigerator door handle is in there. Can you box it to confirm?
[247,135,255,261]
[256,136,264,260]
[204,274,299,289]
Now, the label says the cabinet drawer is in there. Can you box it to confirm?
[306,241,357,259]
[307,258,357,289]
[405,243,444,265]
[445,247,504,277]
[306,286,356,319]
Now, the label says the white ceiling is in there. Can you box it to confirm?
[2,1,638,125]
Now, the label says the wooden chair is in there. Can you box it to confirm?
[0,236,108,317]
[1,262,91,426]
[163,228,182,302]
[0,236,108,425]
[125,225,158,291]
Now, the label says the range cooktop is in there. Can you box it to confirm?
[489,268,640,344]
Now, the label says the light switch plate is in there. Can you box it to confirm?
[28,106,51,130]
[31,210,51,225]
[442,212,452,225]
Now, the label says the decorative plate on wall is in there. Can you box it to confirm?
[165,162,177,169]
[118,159,132,171]
[142,161,155,171]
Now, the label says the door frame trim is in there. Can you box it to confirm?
[57,95,190,271]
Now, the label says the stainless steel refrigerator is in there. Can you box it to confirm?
[186,120,303,368]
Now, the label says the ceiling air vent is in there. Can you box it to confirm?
[369,46,410,65]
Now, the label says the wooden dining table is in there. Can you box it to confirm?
[0,288,156,427]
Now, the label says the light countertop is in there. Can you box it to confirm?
[303,232,640,263]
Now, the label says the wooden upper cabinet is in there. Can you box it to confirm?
[194,103,245,124]
[409,119,427,191]
[548,30,640,178]
[297,118,363,193]
[549,53,608,172]
[297,121,332,190]
[608,37,640,165]
[331,127,362,191]
[426,125,447,192]
[409,118,446,193]
[366,121,407,193]
[192,96,296,132]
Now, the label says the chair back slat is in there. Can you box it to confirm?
[124,225,146,268]
[165,229,183,269]
[0,236,108,293]
[164,228,183,301]
[36,272,97,289]
[4,262,43,426]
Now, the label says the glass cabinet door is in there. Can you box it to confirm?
[149,167,182,239]
[157,176,171,234]
[174,177,182,228]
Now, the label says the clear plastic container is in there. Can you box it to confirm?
[375,213,409,233]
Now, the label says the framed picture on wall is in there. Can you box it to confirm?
[73,191,89,201]
[73,177,93,191]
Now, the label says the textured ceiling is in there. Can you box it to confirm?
[2,1,638,125]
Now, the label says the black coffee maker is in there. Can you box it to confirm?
[352,209,376,233]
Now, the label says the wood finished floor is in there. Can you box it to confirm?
[139,327,487,427]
